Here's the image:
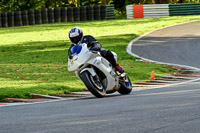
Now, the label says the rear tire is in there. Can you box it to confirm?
[81,71,106,98]
[118,74,132,95]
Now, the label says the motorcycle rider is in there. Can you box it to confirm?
[68,27,124,73]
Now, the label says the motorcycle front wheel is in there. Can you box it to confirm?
[81,71,106,98]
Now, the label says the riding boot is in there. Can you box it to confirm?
[115,64,124,73]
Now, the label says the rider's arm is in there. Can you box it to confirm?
[68,43,75,55]
[85,35,102,51]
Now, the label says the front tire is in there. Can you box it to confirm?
[118,74,132,95]
[81,71,106,98]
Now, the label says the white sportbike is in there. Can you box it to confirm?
[68,43,132,98]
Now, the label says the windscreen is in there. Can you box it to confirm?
[70,44,82,55]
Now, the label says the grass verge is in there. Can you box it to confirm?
[0,16,200,101]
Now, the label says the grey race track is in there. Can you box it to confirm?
[1,21,200,133]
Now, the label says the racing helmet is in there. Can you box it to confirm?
[69,27,83,44]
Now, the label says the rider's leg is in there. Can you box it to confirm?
[100,48,124,73]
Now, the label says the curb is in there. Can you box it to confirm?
[127,20,200,91]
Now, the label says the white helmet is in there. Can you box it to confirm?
[69,27,83,44]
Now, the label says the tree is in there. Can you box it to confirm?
[101,0,107,5]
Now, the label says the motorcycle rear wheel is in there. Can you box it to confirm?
[81,71,106,98]
[118,74,132,95]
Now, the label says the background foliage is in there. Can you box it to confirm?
[0,0,200,12]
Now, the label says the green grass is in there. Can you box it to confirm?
[0,16,200,101]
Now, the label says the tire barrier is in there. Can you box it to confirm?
[73,7,80,22]
[94,5,101,20]
[67,7,74,22]
[1,12,8,27]
[54,7,61,23]
[14,11,23,26]
[80,6,87,21]
[41,8,48,24]
[0,5,115,28]
[0,13,1,28]
[100,5,107,20]
[21,10,29,26]
[7,12,14,27]
[87,6,94,21]
[48,8,54,23]
[35,9,42,24]
[28,10,35,25]
[61,7,67,22]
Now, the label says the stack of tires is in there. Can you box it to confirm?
[73,7,80,22]
[21,11,29,26]
[54,8,61,23]
[67,7,74,22]
[87,6,94,21]
[35,9,42,24]
[80,6,87,21]
[28,10,35,25]
[7,12,14,27]
[0,5,115,28]
[41,8,48,24]
[1,12,8,27]
[94,5,101,20]
[61,7,67,22]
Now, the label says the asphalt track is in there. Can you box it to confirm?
[1,21,200,133]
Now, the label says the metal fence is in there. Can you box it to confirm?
[0,5,115,28]
[126,3,200,19]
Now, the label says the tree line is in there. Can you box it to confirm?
[0,0,199,12]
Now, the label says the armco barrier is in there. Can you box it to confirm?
[169,3,200,16]
[0,5,114,28]
[106,4,115,19]
[126,3,200,19]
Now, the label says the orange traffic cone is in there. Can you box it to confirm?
[149,71,155,80]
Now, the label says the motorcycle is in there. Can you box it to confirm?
[68,43,132,98]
